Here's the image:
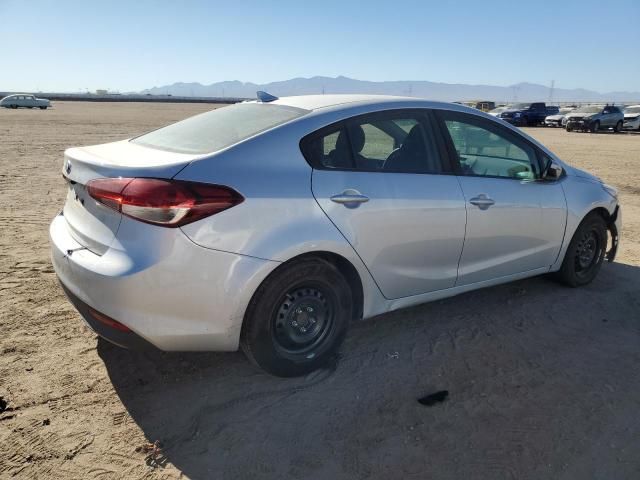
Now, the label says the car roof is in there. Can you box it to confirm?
[269,94,416,111]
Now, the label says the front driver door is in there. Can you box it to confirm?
[304,109,467,300]
[435,110,567,286]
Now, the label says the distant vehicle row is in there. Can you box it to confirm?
[485,102,639,133]
[0,94,51,109]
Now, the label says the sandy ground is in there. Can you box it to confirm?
[1,102,639,479]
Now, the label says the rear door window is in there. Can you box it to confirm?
[301,111,445,174]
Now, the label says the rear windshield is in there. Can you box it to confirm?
[131,103,309,154]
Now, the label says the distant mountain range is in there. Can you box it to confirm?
[140,76,640,103]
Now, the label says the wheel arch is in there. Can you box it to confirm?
[243,251,365,326]
[551,188,619,272]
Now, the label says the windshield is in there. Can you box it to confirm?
[624,106,640,114]
[573,105,602,114]
[510,103,531,109]
[132,103,309,154]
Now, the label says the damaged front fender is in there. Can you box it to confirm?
[606,206,620,263]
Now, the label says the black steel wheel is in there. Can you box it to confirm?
[556,213,607,287]
[241,257,353,377]
[273,286,335,356]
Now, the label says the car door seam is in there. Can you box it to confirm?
[309,168,389,300]
[453,175,469,287]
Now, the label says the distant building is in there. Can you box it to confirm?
[96,89,108,95]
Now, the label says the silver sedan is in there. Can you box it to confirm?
[49,93,621,376]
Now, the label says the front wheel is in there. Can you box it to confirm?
[40,106,47,110]
[556,213,607,287]
[614,120,622,133]
[241,258,352,377]
[590,120,600,133]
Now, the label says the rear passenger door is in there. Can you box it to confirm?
[435,110,566,286]
[303,110,467,299]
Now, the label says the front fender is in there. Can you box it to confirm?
[551,176,618,270]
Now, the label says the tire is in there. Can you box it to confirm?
[566,125,573,132]
[614,120,622,133]
[520,116,529,127]
[556,213,607,287]
[241,257,352,377]
[40,106,47,110]
[590,120,600,133]
[11,105,18,109]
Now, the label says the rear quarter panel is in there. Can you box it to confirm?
[174,121,386,319]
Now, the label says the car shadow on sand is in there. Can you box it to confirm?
[99,262,640,480]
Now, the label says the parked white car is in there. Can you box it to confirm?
[488,106,509,117]
[0,94,51,109]
[545,107,576,127]
[623,105,640,131]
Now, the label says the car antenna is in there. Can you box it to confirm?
[257,91,278,103]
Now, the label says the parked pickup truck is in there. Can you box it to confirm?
[497,102,559,126]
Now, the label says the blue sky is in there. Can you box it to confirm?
[1,0,639,93]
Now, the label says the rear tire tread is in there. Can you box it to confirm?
[240,257,352,377]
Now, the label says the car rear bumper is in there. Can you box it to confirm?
[49,212,278,351]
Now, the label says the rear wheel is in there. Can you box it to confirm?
[241,258,352,377]
[556,213,607,287]
[614,120,623,133]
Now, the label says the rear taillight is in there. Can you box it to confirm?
[86,178,243,227]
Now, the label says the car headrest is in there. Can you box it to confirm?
[336,125,366,153]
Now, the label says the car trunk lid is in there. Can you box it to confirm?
[62,140,201,255]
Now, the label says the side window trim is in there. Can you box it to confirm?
[300,108,454,175]
[432,109,546,180]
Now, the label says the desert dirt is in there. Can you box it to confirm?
[1,102,639,479]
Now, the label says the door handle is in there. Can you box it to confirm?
[469,194,495,210]
[330,189,369,206]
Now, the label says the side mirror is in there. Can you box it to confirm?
[544,162,563,180]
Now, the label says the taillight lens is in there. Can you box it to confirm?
[86,178,243,227]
